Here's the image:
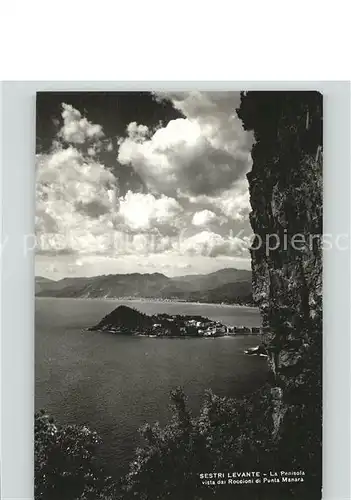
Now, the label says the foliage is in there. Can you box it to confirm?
[35,410,115,500]
[119,383,321,500]
[120,386,273,500]
[35,382,321,500]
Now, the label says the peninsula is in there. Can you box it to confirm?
[89,305,261,338]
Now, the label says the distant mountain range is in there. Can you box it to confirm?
[35,268,253,305]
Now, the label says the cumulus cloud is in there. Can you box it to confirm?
[59,103,105,144]
[118,190,183,233]
[178,230,250,258]
[192,209,219,227]
[124,121,150,141]
[36,96,253,277]
[35,146,183,256]
[87,147,97,156]
[36,146,118,255]
[106,140,114,152]
[36,104,123,258]
[117,92,253,200]
[188,179,251,222]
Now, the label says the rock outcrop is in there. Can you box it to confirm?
[237,91,323,497]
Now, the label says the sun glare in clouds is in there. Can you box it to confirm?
[35,92,254,279]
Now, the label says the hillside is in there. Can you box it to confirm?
[36,273,172,299]
[35,276,56,295]
[173,268,251,290]
[176,281,252,304]
[35,268,253,305]
[90,305,155,333]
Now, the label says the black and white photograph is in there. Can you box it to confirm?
[34,90,323,500]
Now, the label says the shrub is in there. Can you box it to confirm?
[35,410,114,500]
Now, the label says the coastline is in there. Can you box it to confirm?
[93,330,262,339]
[35,296,258,310]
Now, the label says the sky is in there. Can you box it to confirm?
[35,91,254,279]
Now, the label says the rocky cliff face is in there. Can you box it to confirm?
[237,92,323,494]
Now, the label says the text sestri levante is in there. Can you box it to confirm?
[200,470,305,484]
